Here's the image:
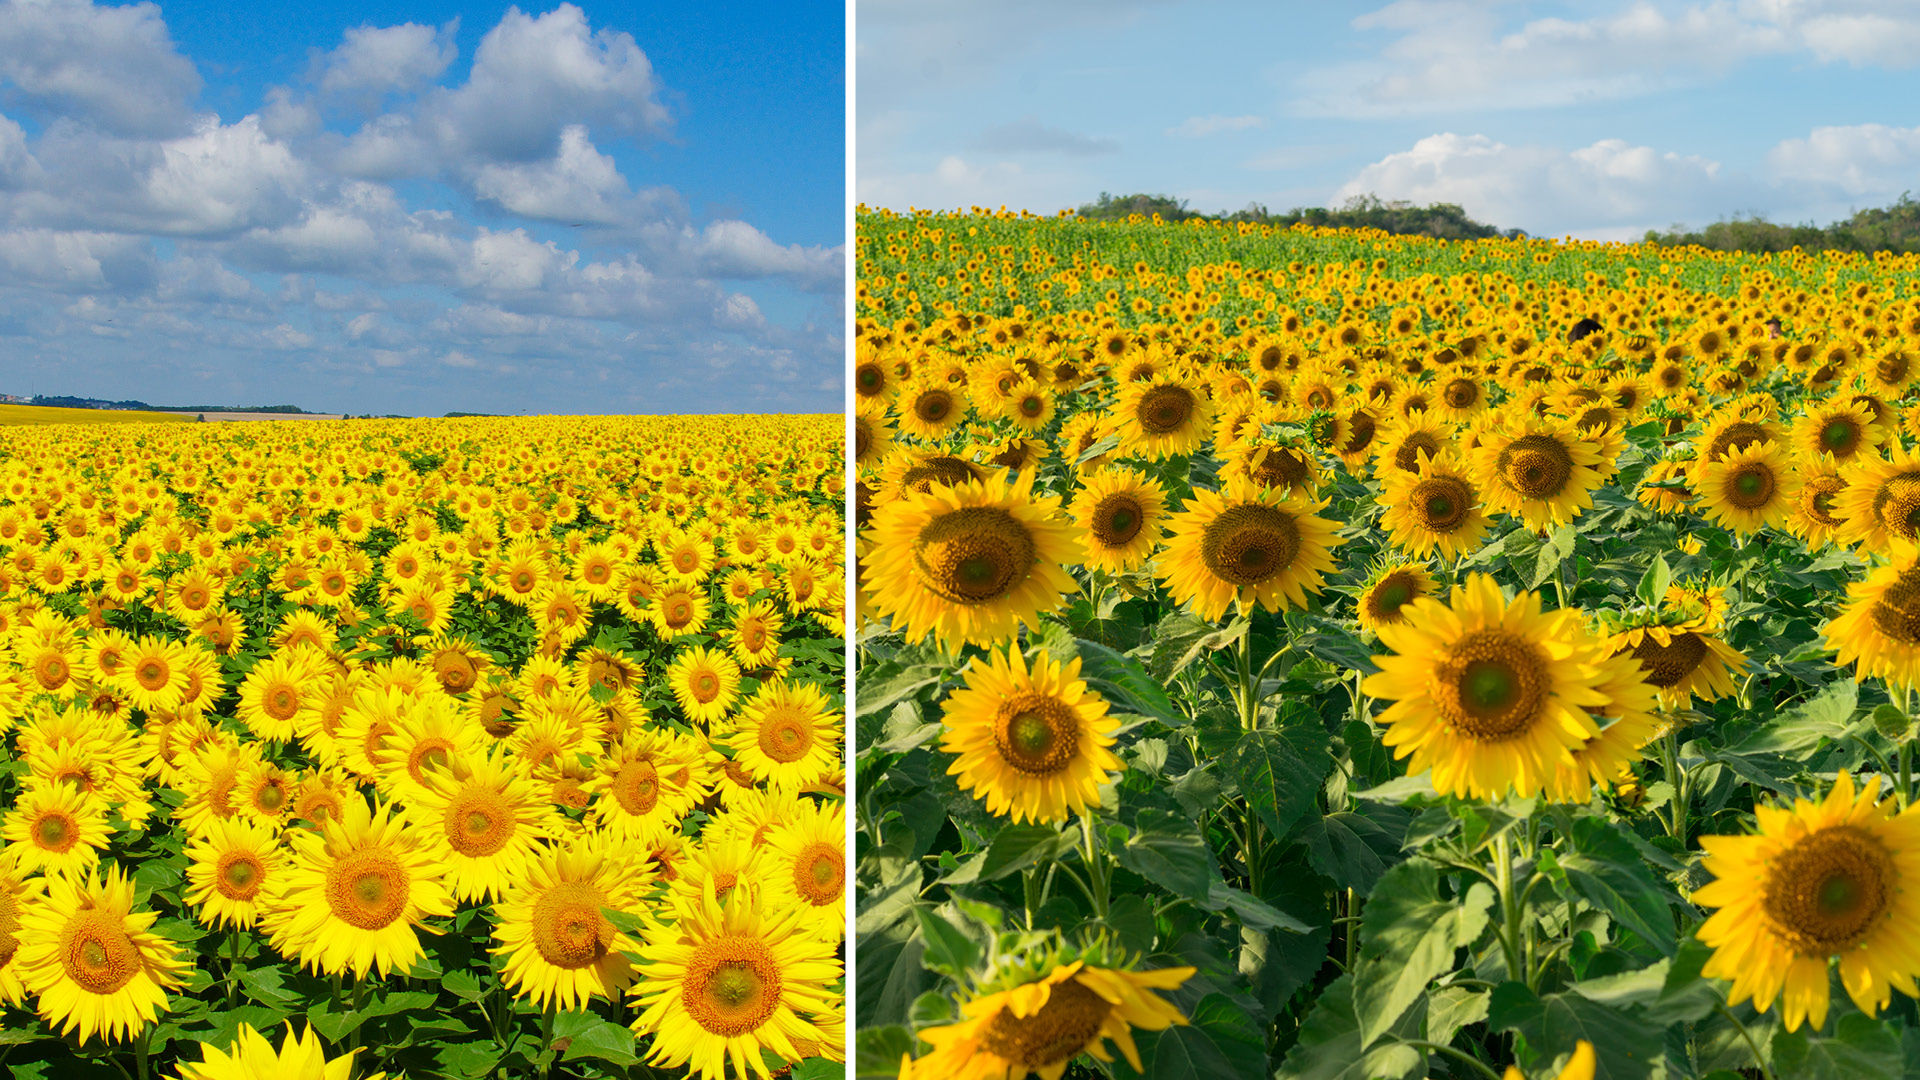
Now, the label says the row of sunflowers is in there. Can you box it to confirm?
[852,208,1920,1080]
[0,415,846,1080]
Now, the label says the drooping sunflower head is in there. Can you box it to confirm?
[1601,604,1746,706]
[1788,454,1849,549]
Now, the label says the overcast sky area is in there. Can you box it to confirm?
[859,0,1920,242]
[0,0,843,416]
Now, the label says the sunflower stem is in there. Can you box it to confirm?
[1021,865,1041,929]
[1079,813,1109,919]
[1398,1040,1502,1080]
[1493,832,1526,986]
[134,1025,151,1080]
[1662,727,1689,846]
[1715,1001,1777,1080]
[538,1004,557,1078]
[1900,740,1913,811]
[224,930,242,1008]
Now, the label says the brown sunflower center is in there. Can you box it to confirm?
[612,759,661,815]
[1625,632,1708,687]
[1869,565,1920,645]
[1761,825,1893,955]
[446,788,515,857]
[913,507,1035,605]
[1803,475,1846,526]
[1433,631,1548,741]
[217,850,265,900]
[993,693,1081,776]
[263,684,301,722]
[1443,378,1478,408]
[1199,504,1301,588]
[1367,574,1419,623]
[1342,412,1378,456]
[1706,420,1769,461]
[531,881,613,969]
[60,909,140,995]
[1725,463,1776,509]
[324,848,410,930]
[1135,385,1195,435]
[794,840,845,906]
[757,705,815,764]
[1411,475,1473,531]
[1871,475,1920,541]
[1250,447,1311,491]
[1090,493,1145,548]
[34,811,76,852]
[1394,432,1443,472]
[1496,435,1575,499]
[1821,416,1863,454]
[682,938,783,1037]
[978,978,1114,1068]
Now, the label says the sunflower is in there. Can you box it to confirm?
[1696,771,1920,1032]
[404,748,558,903]
[173,1023,387,1080]
[629,884,841,1080]
[1827,556,1920,693]
[0,852,45,1006]
[940,646,1119,824]
[1468,419,1607,530]
[1365,574,1615,800]
[1696,410,1781,464]
[2,782,111,877]
[1355,561,1438,632]
[587,728,712,839]
[235,649,325,743]
[1372,415,1455,476]
[896,379,970,441]
[904,951,1196,1080]
[1068,467,1167,574]
[1792,400,1885,464]
[112,636,188,714]
[666,645,744,726]
[264,796,453,979]
[1551,650,1660,803]
[493,840,648,1012]
[1157,477,1341,621]
[1377,452,1493,560]
[725,600,785,669]
[1113,375,1212,460]
[760,798,846,934]
[1694,440,1799,535]
[1604,610,1746,707]
[727,679,843,796]
[184,817,284,930]
[1633,457,1695,516]
[863,469,1081,650]
[1789,455,1850,549]
[1831,445,1920,551]
[14,864,186,1043]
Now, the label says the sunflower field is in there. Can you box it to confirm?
[852,207,1920,1080]
[0,414,847,1079]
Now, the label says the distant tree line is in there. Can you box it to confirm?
[1644,193,1920,254]
[26,396,312,413]
[1075,192,1524,241]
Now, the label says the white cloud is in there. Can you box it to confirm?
[1337,132,1733,237]
[1768,122,1920,197]
[459,227,575,292]
[142,116,306,236]
[318,21,458,96]
[1167,114,1264,138]
[0,228,154,292]
[687,219,843,290]
[0,0,202,136]
[472,124,628,223]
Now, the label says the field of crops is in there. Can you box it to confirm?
[852,208,1920,1080]
[0,405,196,426]
[0,414,846,1079]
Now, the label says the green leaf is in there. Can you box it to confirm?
[1226,723,1331,843]
[856,659,948,718]
[1551,815,1679,955]
[434,1039,505,1079]
[442,968,486,1003]
[1302,804,1409,894]
[554,1011,641,1067]
[1771,1013,1904,1080]
[1074,637,1179,722]
[1352,859,1494,1045]
[600,905,649,937]
[1149,613,1248,681]
[1144,994,1270,1079]
[942,823,1070,885]
[1426,985,1489,1047]
[1489,982,1663,1080]
[793,1058,849,1080]
[1275,973,1425,1080]
[1115,808,1216,901]
[1636,554,1672,607]
[855,1026,917,1080]
[914,906,980,978]
[1729,680,1859,755]
[1206,880,1314,933]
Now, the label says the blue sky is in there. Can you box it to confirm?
[0,0,844,416]
[858,0,1920,241]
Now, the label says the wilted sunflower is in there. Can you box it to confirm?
[1634,458,1695,516]
[1366,574,1613,800]
[174,1023,387,1080]
[15,864,186,1043]
[940,645,1119,824]
[1068,467,1167,573]
[1157,477,1341,621]
[1378,452,1492,560]
[1826,556,1920,692]
[629,884,841,1080]
[903,944,1196,1080]
[265,796,453,979]
[864,469,1081,650]
[493,840,648,1012]
[1694,440,1799,535]
[1468,419,1607,530]
[1696,771,1920,1032]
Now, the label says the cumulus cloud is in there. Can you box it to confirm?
[471,125,629,223]
[0,0,202,136]
[1767,122,1920,197]
[317,21,459,96]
